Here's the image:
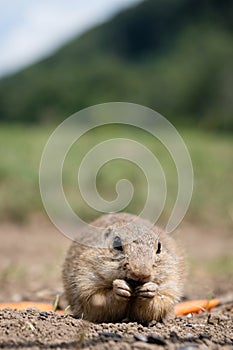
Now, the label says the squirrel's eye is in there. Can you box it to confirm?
[156,241,161,254]
[113,236,123,252]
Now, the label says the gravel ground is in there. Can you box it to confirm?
[0,302,232,350]
[0,217,232,349]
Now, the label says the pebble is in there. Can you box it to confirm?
[199,333,211,340]
[186,333,194,338]
[169,330,180,343]
[98,331,122,339]
[176,345,198,350]
[133,343,159,350]
[155,322,162,329]
[147,334,166,345]
[134,334,148,342]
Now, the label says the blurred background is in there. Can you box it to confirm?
[0,0,232,302]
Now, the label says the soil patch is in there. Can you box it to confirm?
[0,216,232,349]
[0,302,232,349]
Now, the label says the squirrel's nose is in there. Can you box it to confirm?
[128,270,151,282]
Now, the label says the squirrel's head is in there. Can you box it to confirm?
[107,228,163,284]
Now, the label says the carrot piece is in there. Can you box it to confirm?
[0,299,220,316]
[0,302,63,313]
[174,299,220,316]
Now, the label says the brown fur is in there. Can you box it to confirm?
[62,213,185,323]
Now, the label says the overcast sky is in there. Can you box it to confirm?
[0,0,142,78]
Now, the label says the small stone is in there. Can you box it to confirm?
[134,334,148,342]
[176,345,198,350]
[98,331,122,339]
[155,322,162,329]
[147,334,166,345]
[170,331,180,343]
[186,333,195,339]
[133,343,157,350]
[199,333,211,340]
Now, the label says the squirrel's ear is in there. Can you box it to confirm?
[113,236,123,252]
[156,241,162,254]
[104,226,113,239]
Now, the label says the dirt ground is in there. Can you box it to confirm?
[0,215,232,349]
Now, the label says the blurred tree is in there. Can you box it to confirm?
[0,0,232,130]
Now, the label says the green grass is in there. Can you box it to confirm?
[0,264,28,284]
[189,256,233,275]
[0,125,52,221]
[0,124,232,227]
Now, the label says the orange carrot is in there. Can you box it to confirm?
[0,299,220,316]
[174,299,220,316]
[0,302,64,314]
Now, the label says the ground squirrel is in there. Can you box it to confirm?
[62,213,185,323]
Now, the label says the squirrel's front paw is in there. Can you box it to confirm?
[113,279,132,299]
[135,282,158,298]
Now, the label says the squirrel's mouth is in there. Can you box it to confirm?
[125,278,143,289]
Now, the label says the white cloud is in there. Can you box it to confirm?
[0,0,142,77]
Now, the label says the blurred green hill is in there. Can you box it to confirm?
[0,0,232,129]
